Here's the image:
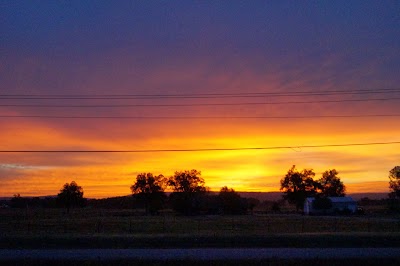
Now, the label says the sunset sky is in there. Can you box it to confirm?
[1,1,400,198]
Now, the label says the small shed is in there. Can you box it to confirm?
[304,196,357,215]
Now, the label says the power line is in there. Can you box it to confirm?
[0,88,399,99]
[1,141,399,153]
[1,114,399,119]
[1,97,399,108]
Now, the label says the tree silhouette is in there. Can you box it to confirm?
[168,169,207,215]
[168,169,206,193]
[218,186,247,215]
[130,173,166,215]
[389,166,400,198]
[56,181,85,213]
[280,165,316,211]
[317,169,346,197]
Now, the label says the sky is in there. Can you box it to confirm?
[1,0,400,198]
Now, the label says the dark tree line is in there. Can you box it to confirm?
[388,166,400,212]
[8,165,399,214]
[131,169,251,215]
[280,165,346,211]
[8,181,86,211]
[9,194,57,208]
[389,166,400,198]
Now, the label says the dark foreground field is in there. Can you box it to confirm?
[1,258,400,266]
[1,208,400,248]
[1,208,400,235]
[1,208,400,265]
[1,253,400,266]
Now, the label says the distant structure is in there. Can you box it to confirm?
[304,197,357,215]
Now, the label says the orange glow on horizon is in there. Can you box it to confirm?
[0,117,398,198]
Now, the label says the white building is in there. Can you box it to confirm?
[304,196,357,215]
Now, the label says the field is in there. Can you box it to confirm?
[1,208,400,249]
[1,208,400,265]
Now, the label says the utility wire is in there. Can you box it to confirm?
[0,97,399,107]
[1,114,399,119]
[1,88,399,99]
[1,141,399,153]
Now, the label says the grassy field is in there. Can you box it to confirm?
[1,258,400,266]
[1,208,399,235]
[0,208,400,249]
[1,208,400,265]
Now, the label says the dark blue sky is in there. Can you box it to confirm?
[2,1,399,95]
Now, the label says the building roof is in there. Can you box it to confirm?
[305,196,355,203]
